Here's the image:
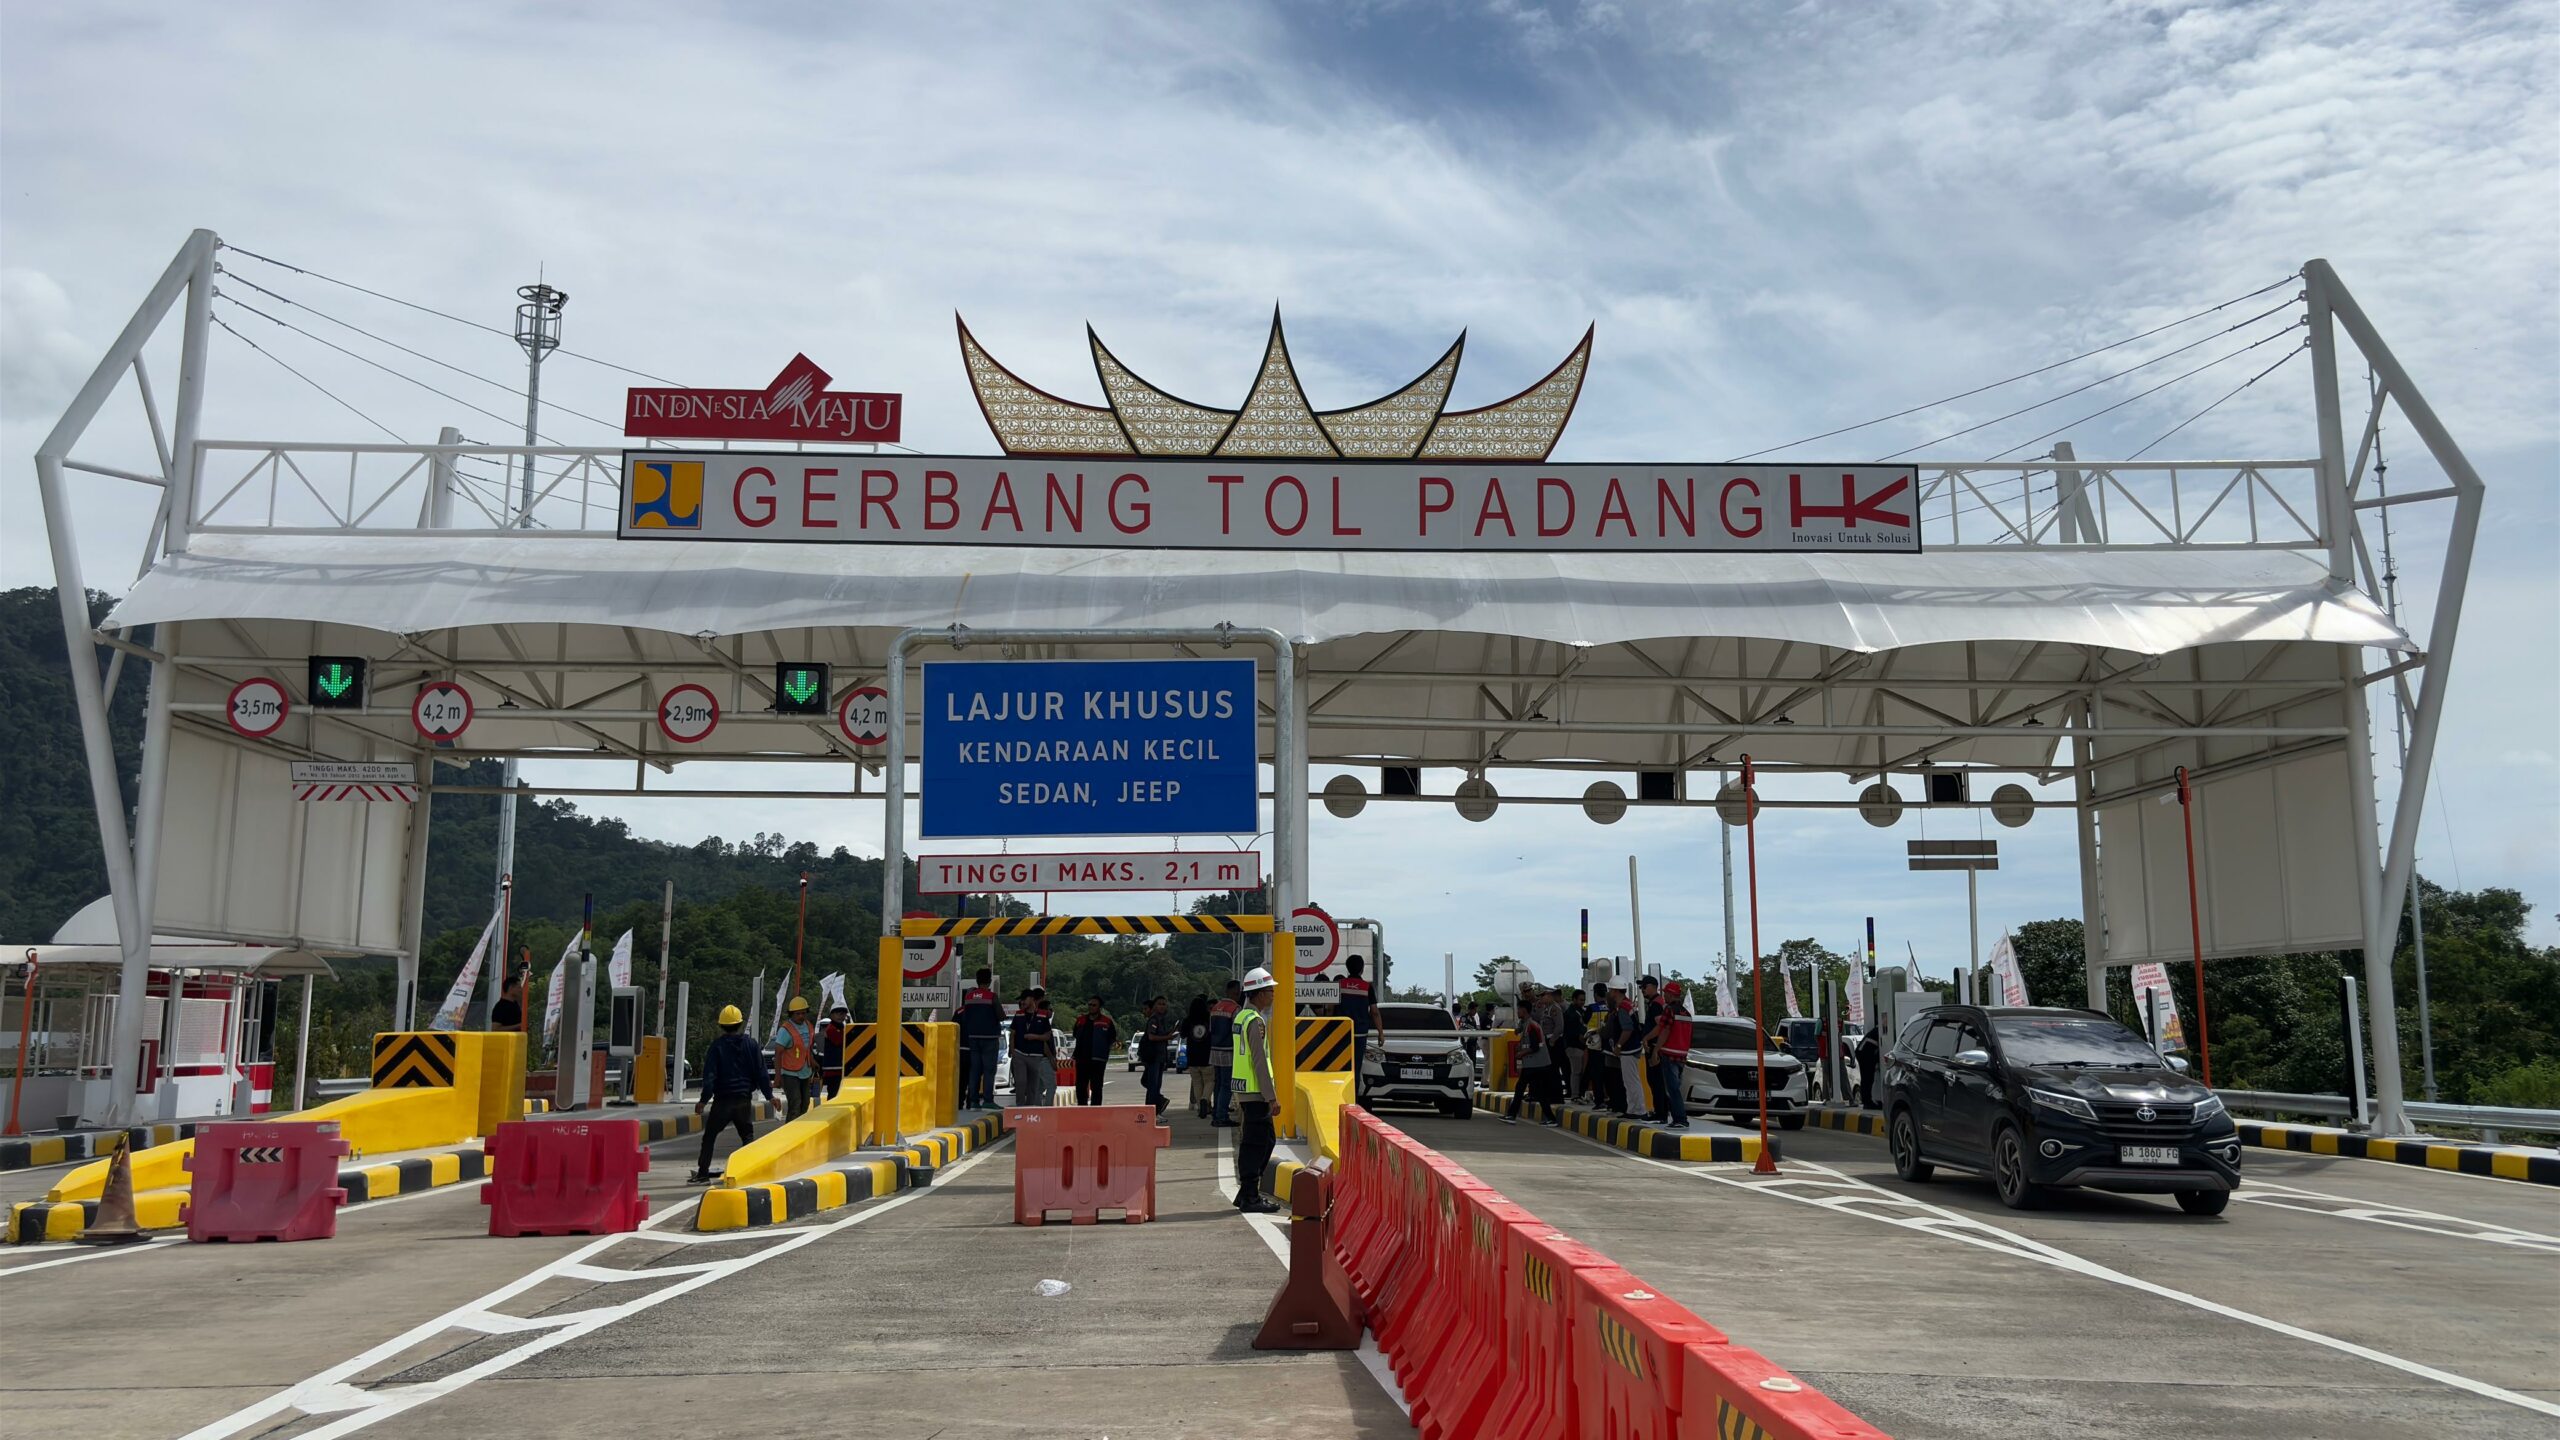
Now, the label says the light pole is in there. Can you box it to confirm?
[1215,830,1277,980]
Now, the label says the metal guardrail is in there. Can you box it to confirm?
[2217,1088,2560,1139]
[309,1077,368,1101]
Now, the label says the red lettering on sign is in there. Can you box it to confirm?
[1790,472,1912,530]
[801,467,840,529]
[1109,473,1151,533]
[1475,478,1515,537]
[860,469,900,530]
[924,469,959,530]
[1046,472,1084,532]
[1329,476,1362,536]
[1658,477,1696,538]
[1536,476,1575,537]
[1208,474,1243,534]
[1720,477,1763,538]
[1265,475,1308,537]
[1596,477,1635,537]
[736,467,777,528]
[1419,476,1454,535]
[983,471,1022,531]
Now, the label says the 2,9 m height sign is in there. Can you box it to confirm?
[920,658,1258,839]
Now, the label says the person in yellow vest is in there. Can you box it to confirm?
[1231,967,1281,1215]
[770,997,816,1119]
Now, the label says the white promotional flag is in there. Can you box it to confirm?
[817,971,848,1014]
[607,929,635,989]
[2131,962,2185,1051]
[1782,965,1804,1020]
[542,932,580,1046]
[1845,950,1868,1028]
[1714,970,1738,1019]
[1904,963,1925,993]
[431,911,501,1031]
[1988,933,2029,1008]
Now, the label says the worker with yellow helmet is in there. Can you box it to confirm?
[690,1002,779,1184]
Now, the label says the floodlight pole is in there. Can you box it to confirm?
[491,282,567,961]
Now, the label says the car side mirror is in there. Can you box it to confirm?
[1954,1048,1991,1067]
[2166,1055,2190,1073]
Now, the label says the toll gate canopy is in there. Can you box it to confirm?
[37,233,2480,1136]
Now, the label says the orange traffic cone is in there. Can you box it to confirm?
[77,1136,148,1245]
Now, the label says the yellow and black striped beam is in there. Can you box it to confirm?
[1294,1016,1355,1073]
[901,913,1275,938]
[370,1032,460,1088]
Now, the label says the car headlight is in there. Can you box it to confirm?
[2027,1088,2097,1121]
[2192,1094,2226,1124]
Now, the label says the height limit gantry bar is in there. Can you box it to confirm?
[904,914,1276,938]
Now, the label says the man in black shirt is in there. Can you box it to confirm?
[1019,990,1057,1105]
[1139,997,1175,1114]
[689,1004,778,1183]
[1071,999,1117,1106]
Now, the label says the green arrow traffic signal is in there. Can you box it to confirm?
[773,661,829,715]
[307,655,368,709]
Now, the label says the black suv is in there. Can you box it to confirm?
[1881,1004,2241,1216]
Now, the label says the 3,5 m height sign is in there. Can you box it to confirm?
[921,658,1258,839]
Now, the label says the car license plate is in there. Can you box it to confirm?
[1400,1066,1434,1080]
[2119,1145,2181,1165]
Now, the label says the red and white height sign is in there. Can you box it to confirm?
[618,453,1920,553]
[916,851,1264,894]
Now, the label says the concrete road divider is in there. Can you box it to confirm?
[1003,1104,1171,1225]
[0,1122,198,1174]
[1476,1089,1777,1164]
[481,1118,651,1237]
[182,1122,351,1243]
[1275,1107,1889,1439]
[2237,1120,2560,1185]
[694,1113,1003,1231]
[1806,1106,1886,1138]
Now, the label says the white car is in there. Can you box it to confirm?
[1680,1017,1810,1130]
[1358,1004,1474,1118]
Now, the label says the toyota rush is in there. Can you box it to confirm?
[1881,1005,2241,1215]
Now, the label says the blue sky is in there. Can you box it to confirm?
[3,1,2553,979]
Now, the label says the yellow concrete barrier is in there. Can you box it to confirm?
[1292,1071,1353,1162]
[48,1030,519,1204]
[716,1092,875,1186]
[921,1022,957,1126]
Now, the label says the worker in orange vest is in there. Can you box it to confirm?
[770,997,816,1119]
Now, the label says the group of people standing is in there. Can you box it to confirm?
[1505,974,1696,1131]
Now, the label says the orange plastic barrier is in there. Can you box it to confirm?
[1002,1105,1170,1225]
[1252,1164,1362,1349]
[1326,1105,1892,1440]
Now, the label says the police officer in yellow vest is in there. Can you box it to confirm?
[771,997,816,1119]
[1231,967,1281,1215]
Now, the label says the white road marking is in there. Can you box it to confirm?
[0,1236,176,1277]
[175,1136,1012,1440]
[2230,1177,2560,1253]
[1547,1124,2560,1419]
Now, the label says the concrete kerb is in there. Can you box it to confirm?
[1471,1088,1775,1164]
[1807,1104,2560,1186]
[0,1122,200,1173]
[4,1102,772,1243]
[695,1112,1005,1232]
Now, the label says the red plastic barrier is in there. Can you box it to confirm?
[1486,1221,1618,1440]
[1412,1189,1536,1439]
[183,1121,350,1243]
[1678,1342,1894,1440]
[1569,1263,1730,1439]
[480,1118,650,1237]
[1003,1105,1170,1225]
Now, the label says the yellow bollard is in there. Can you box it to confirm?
[872,935,905,1146]
[1274,932,1298,1139]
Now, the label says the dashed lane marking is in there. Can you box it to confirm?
[1544,1123,2560,1420]
[1219,1131,1411,1419]
[175,1137,1012,1440]
[2228,1177,2560,1254]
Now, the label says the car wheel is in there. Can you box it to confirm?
[1777,1114,1806,1132]
[2176,1188,2231,1217]
[1888,1109,1933,1182]
[1992,1125,2040,1210]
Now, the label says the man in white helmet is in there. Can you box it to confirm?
[1231,967,1281,1214]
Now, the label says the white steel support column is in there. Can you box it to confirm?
[1278,645,1311,920]
[2074,701,2107,1009]
[393,751,435,1032]
[2307,259,2409,1134]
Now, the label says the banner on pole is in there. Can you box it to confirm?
[2131,962,2185,1051]
[1782,965,1804,1021]
[431,912,500,1031]
[542,932,579,1047]
[1987,933,2030,1008]
[1715,970,1738,1019]
[608,929,635,990]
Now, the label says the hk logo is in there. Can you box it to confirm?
[630,461,703,529]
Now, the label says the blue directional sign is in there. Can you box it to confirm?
[921,658,1259,839]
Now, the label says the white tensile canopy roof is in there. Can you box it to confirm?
[105,531,2407,776]
[6,896,337,976]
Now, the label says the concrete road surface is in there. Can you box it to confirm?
[1398,1108,2560,1440]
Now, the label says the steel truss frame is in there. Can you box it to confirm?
[37,236,2475,1133]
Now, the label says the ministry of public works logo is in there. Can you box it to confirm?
[629,460,703,528]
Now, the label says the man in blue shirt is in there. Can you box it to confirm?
[689,1003,779,1184]
[956,967,1005,1110]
